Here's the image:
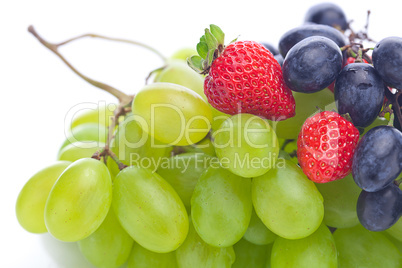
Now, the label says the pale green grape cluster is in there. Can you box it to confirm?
[132,82,212,146]
[271,223,337,267]
[16,44,402,268]
[213,113,279,178]
[252,160,324,239]
[334,225,401,267]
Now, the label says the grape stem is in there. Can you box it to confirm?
[28,25,152,105]
[100,101,132,169]
[55,33,166,63]
[392,90,402,127]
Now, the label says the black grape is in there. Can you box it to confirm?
[274,54,284,66]
[282,36,343,93]
[278,23,347,58]
[261,43,279,56]
[334,63,385,128]
[357,184,402,231]
[372,36,402,89]
[304,2,348,30]
[352,125,402,192]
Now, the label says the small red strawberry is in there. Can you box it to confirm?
[188,25,295,121]
[297,111,360,183]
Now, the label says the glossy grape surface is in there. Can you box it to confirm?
[352,125,402,192]
[156,153,212,211]
[233,238,270,268]
[372,36,402,89]
[71,103,116,129]
[191,166,252,247]
[44,158,112,242]
[176,218,235,268]
[213,113,279,178]
[315,174,360,228]
[112,166,188,253]
[243,208,277,245]
[78,209,134,268]
[16,161,71,233]
[261,43,279,55]
[127,243,178,268]
[278,24,346,57]
[282,36,343,93]
[57,141,105,162]
[334,63,385,128]
[154,60,206,100]
[271,224,337,268]
[386,217,402,241]
[272,89,334,139]
[357,184,402,231]
[107,114,171,176]
[334,225,401,267]
[304,2,348,30]
[60,123,108,150]
[132,82,212,146]
[252,160,324,239]
[170,47,197,61]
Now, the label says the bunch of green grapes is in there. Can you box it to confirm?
[17,21,402,267]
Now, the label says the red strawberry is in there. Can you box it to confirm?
[297,111,360,183]
[188,25,295,121]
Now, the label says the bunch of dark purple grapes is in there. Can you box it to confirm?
[264,2,402,232]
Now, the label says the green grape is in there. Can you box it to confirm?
[176,217,235,268]
[265,243,273,268]
[16,161,71,234]
[156,153,212,211]
[213,113,279,178]
[178,136,216,156]
[127,243,178,268]
[271,89,334,139]
[107,114,171,177]
[60,123,108,150]
[191,166,252,247]
[280,139,298,164]
[170,47,197,61]
[271,223,337,268]
[278,150,291,161]
[112,166,188,253]
[210,104,230,132]
[44,158,112,242]
[252,160,324,239]
[57,141,105,162]
[243,208,277,245]
[232,238,271,268]
[154,60,206,100]
[386,217,402,242]
[315,174,360,228]
[334,225,401,267]
[71,103,116,129]
[78,209,134,268]
[132,82,212,146]
[382,231,402,254]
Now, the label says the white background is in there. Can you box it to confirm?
[1,0,401,267]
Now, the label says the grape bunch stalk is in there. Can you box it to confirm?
[16,2,402,268]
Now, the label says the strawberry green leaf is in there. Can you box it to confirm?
[204,29,218,51]
[200,35,206,43]
[210,24,224,45]
[229,36,239,44]
[206,48,215,66]
[197,41,208,59]
[187,55,204,73]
